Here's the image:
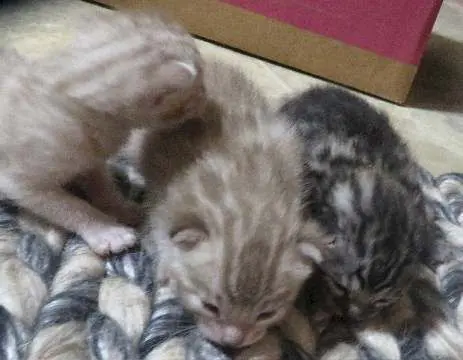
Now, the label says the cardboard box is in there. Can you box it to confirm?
[93,0,443,104]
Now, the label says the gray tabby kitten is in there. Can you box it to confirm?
[141,59,321,348]
[280,86,436,323]
[0,10,204,255]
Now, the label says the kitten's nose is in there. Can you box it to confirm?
[217,346,239,357]
[221,326,245,347]
[347,304,362,319]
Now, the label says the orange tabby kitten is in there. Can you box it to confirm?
[141,59,322,348]
[0,10,204,255]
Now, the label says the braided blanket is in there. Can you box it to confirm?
[1,157,463,360]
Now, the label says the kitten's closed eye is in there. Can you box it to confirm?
[327,235,339,248]
[170,227,208,250]
[373,298,392,308]
[202,300,220,317]
[257,310,277,321]
[372,290,401,308]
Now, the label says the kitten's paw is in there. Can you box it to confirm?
[82,225,137,255]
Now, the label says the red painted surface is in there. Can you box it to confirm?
[219,0,443,65]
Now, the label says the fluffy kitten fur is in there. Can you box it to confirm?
[0,10,204,255]
[141,60,321,348]
[280,86,435,323]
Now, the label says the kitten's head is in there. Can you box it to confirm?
[114,56,206,128]
[65,11,206,126]
[144,59,206,125]
[144,140,319,348]
[305,170,430,322]
[114,12,207,126]
[166,228,309,348]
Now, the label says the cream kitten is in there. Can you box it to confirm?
[0,10,204,255]
[141,59,322,348]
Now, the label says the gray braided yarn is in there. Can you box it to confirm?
[1,157,463,360]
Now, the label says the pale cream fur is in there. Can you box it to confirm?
[0,256,47,327]
[0,10,205,255]
[141,59,321,348]
[99,276,151,345]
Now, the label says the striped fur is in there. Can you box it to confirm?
[141,59,320,349]
[34,10,205,126]
[280,86,439,323]
[0,10,204,255]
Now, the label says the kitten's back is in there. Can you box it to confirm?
[280,86,416,183]
[29,10,204,125]
[279,86,426,232]
[280,87,394,141]
[141,58,301,201]
[37,10,199,89]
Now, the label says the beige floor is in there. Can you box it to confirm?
[1,0,462,175]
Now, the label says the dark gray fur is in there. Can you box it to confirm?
[280,337,314,360]
[280,86,438,322]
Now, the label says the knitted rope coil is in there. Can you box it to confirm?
[1,160,463,360]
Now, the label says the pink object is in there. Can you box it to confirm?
[219,0,443,65]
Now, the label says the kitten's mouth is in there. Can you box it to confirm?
[342,306,380,326]
[197,320,264,350]
[214,344,242,357]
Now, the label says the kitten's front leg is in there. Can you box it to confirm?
[279,307,317,356]
[78,166,144,227]
[12,186,137,255]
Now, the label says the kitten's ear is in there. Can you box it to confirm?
[170,228,207,251]
[297,238,324,264]
[296,221,333,265]
[155,60,199,91]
